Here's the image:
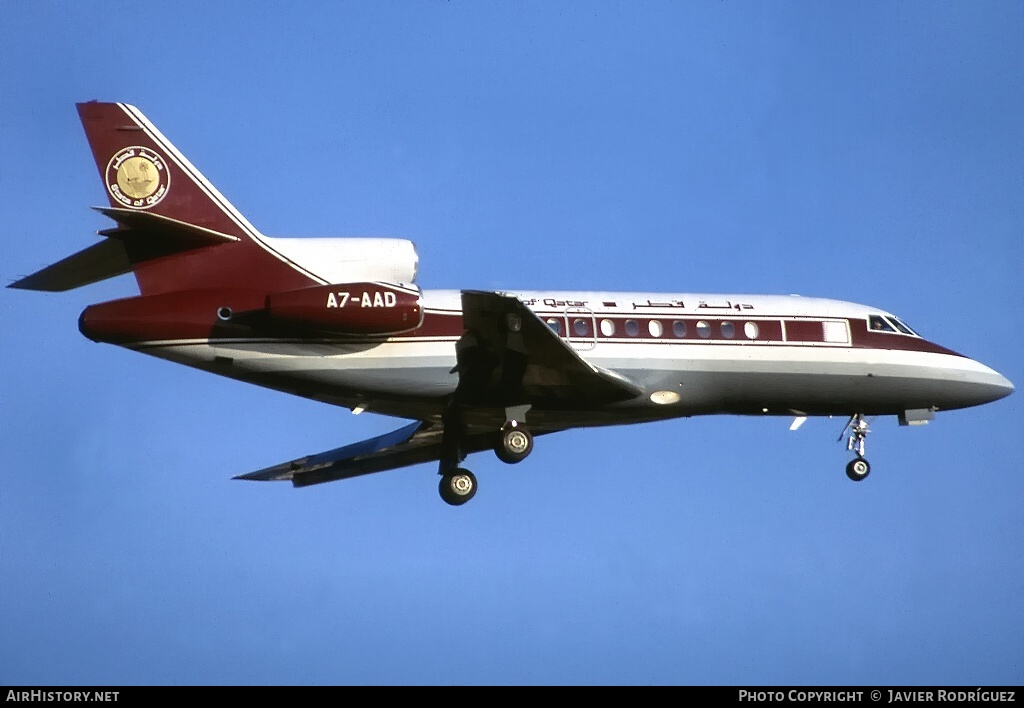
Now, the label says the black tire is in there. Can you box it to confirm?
[494,425,533,465]
[439,469,477,505]
[846,457,871,482]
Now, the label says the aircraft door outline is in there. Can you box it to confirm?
[565,306,597,351]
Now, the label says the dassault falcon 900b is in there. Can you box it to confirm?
[10,102,1014,505]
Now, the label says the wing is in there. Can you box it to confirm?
[234,420,501,488]
[237,290,642,488]
[457,290,643,407]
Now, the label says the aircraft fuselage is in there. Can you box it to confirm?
[114,289,1012,431]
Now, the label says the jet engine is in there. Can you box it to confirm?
[266,282,423,335]
[79,282,423,345]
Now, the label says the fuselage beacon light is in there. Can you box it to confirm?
[10,102,1014,505]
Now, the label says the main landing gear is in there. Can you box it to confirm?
[437,406,535,506]
[840,414,872,482]
[439,469,477,506]
[495,421,534,464]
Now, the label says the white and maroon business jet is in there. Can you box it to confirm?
[11,102,1013,505]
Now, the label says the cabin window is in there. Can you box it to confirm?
[721,321,735,339]
[546,318,563,336]
[673,320,687,338]
[649,320,663,337]
[823,320,850,344]
[697,321,711,338]
[625,319,640,337]
[744,322,759,340]
[600,319,615,337]
[573,318,590,337]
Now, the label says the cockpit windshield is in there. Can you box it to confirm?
[889,316,919,336]
[869,314,919,337]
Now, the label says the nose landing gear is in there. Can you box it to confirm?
[845,456,871,482]
[840,414,871,482]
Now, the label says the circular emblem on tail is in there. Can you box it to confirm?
[105,146,170,209]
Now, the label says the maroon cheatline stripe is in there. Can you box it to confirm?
[85,300,965,358]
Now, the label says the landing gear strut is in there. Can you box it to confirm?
[840,414,871,482]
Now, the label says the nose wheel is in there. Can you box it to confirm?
[845,457,871,482]
[839,414,872,482]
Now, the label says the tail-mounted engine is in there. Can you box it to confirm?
[79,282,423,345]
[266,282,423,335]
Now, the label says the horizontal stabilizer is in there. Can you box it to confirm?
[8,238,131,292]
[8,208,240,292]
[93,207,239,247]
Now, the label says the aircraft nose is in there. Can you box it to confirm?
[965,360,1014,407]
[990,370,1015,402]
[926,353,1014,411]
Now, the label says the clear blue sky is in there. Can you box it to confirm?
[2,1,1021,686]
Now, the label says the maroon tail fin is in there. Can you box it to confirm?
[73,102,321,296]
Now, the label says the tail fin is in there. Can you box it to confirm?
[10,102,321,295]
